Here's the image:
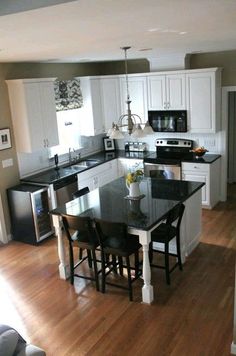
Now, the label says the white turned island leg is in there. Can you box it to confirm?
[141,243,154,303]
[138,230,154,304]
[52,214,70,280]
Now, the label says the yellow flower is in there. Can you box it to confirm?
[126,169,144,185]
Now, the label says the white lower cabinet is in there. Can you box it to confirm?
[182,159,220,209]
[117,158,144,177]
[78,160,118,191]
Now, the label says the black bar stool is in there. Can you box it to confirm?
[149,203,185,285]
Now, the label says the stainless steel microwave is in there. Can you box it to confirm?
[148,110,187,132]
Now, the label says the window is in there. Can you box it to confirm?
[49,109,82,158]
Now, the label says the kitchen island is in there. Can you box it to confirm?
[51,177,204,304]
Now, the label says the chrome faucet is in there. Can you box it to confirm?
[68,147,72,163]
[69,148,81,164]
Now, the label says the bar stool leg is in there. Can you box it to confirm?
[165,242,170,285]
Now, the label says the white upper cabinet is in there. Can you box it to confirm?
[77,77,104,136]
[100,77,121,134]
[119,75,148,122]
[6,78,59,153]
[147,73,186,110]
[186,68,221,133]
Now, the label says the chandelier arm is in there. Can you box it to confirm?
[130,114,143,124]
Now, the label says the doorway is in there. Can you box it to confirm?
[222,86,236,200]
[228,92,236,183]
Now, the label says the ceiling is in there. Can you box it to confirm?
[0,0,236,63]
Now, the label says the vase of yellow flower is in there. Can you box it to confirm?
[126,169,143,197]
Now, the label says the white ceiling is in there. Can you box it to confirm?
[0,0,236,63]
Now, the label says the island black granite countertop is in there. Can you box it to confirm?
[21,150,220,186]
[51,177,204,231]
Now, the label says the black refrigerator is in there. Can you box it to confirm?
[7,184,53,245]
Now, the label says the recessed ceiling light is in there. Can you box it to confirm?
[179,31,187,35]
[148,28,159,32]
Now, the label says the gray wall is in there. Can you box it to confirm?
[190,50,236,86]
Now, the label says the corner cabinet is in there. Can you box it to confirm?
[77,77,104,136]
[147,73,186,110]
[186,68,222,133]
[100,76,121,134]
[77,160,118,191]
[182,158,221,209]
[119,75,148,122]
[6,78,59,153]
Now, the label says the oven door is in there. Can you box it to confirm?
[144,162,181,180]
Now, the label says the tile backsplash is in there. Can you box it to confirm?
[18,130,221,178]
[18,133,105,178]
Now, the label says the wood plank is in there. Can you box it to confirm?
[0,185,236,355]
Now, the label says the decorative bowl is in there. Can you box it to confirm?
[195,151,206,157]
[191,147,208,157]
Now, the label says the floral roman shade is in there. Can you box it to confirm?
[54,78,83,111]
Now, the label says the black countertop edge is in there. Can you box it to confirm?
[21,150,153,185]
[182,154,221,164]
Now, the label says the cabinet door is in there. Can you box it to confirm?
[39,81,59,147]
[147,75,166,110]
[166,74,186,110]
[118,158,143,177]
[7,79,58,152]
[120,76,148,123]
[186,71,215,133]
[90,79,104,135]
[100,77,121,133]
[24,83,45,151]
[78,78,103,136]
[182,172,208,205]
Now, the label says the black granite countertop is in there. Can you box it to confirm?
[21,150,220,186]
[21,150,152,185]
[182,153,221,164]
[51,177,204,231]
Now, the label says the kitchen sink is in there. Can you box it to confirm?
[70,159,100,169]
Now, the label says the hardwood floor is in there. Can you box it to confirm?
[1,185,236,356]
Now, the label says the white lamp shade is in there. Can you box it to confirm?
[131,124,145,138]
[110,125,124,139]
[143,121,154,135]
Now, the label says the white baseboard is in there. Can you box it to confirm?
[231,342,236,354]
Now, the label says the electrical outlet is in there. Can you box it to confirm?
[2,158,13,168]
[204,138,216,147]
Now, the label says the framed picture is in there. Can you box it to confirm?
[0,128,11,150]
[103,137,115,151]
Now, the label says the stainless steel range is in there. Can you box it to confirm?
[144,138,193,180]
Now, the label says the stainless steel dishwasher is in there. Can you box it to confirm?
[53,174,78,207]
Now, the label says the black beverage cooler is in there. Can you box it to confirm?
[7,184,53,245]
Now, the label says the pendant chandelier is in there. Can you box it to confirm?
[108,46,153,139]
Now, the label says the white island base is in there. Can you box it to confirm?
[52,189,202,304]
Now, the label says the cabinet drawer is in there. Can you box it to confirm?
[181,162,209,173]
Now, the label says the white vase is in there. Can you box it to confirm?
[128,182,141,197]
